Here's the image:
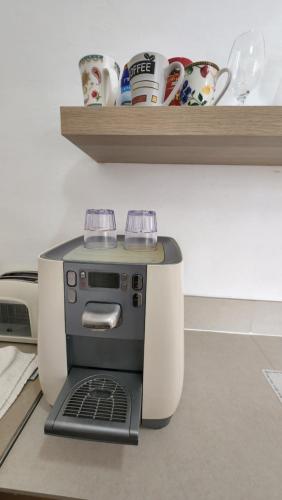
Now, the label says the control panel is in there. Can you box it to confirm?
[66,269,144,308]
[63,262,147,342]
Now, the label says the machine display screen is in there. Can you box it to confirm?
[88,272,120,289]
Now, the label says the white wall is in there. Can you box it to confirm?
[1,0,282,300]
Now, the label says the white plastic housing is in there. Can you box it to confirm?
[143,261,184,420]
[38,257,67,404]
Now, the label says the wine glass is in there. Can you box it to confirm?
[227,30,265,104]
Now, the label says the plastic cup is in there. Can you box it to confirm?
[124,210,157,250]
[84,209,117,249]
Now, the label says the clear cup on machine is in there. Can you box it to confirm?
[84,209,117,249]
[124,210,157,250]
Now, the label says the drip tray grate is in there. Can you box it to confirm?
[63,376,128,423]
[45,367,142,445]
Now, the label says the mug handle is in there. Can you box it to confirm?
[104,67,119,106]
[213,67,232,105]
[163,62,185,106]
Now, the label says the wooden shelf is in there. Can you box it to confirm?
[60,106,282,166]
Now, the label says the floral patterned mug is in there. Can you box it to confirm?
[180,61,232,106]
[79,54,120,106]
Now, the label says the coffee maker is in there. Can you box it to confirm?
[38,235,184,445]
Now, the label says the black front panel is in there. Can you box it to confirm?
[68,337,144,372]
[64,262,146,372]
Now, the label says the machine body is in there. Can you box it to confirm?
[38,236,184,445]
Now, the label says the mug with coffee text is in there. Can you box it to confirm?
[79,54,120,106]
[180,61,232,106]
[127,52,185,106]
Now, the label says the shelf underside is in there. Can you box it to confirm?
[61,106,282,166]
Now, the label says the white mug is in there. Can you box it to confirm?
[127,52,185,106]
[79,54,120,106]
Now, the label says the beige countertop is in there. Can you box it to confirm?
[0,332,282,500]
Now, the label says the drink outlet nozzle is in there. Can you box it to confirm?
[81,303,121,331]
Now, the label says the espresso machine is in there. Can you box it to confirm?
[38,223,184,445]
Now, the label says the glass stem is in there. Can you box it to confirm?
[237,96,246,105]
[237,92,249,105]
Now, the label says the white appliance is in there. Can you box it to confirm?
[38,235,184,445]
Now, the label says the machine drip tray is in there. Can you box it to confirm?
[45,367,142,445]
